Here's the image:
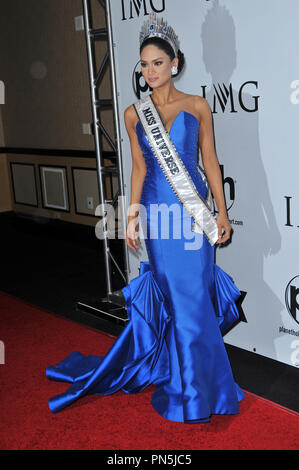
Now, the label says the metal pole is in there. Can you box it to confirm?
[104,0,130,285]
[82,0,113,294]
[76,0,130,326]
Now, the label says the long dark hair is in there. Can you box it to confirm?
[140,37,185,78]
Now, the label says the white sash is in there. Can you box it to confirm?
[133,94,219,246]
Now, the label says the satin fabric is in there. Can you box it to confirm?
[134,95,219,244]
[46,110,245,421]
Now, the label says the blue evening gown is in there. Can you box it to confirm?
[46,107,245,422]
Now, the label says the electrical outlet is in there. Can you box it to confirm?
[87,197,94,210]
[74,16,84,31]
[82,123,91,135]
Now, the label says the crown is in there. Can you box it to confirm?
[139,11,179,57]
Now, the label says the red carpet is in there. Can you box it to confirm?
[0,290,298,450]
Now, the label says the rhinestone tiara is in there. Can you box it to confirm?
[139,11,179,56]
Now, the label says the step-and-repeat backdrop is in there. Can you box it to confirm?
[107,0,299,368]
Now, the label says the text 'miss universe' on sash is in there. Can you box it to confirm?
[133,94,219,246]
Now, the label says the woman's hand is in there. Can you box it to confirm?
[126,216,141,253]
[216,212,232,246]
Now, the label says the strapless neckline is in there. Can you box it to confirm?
[135,110,199,135]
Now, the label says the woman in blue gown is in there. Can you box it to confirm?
[46,13,245,423]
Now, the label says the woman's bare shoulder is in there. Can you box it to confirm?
[192,95,211,115]
[177,93,210,123]
[124,103,138,134]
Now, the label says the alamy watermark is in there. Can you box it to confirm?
[94,197,207,250]
[290,339,299,367]
[279,327,299,367]
[0,340,4,364]
[0,80,4,104]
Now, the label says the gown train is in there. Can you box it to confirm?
[46,106,245,422]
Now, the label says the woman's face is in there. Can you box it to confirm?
[140,44,178,88]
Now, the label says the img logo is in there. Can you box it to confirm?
[285,276,299,325]
[284,196,299,228]
[201,81,260,114]
[121,0,165,21]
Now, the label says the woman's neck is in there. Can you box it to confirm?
[151,81,179,107]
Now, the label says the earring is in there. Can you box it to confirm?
[171,65,178,75]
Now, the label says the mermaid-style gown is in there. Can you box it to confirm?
[46,109,245,422]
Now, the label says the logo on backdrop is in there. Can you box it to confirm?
[285,276,299,325]
[133,61,150,99]
[217,165,243,226]
[219,165,235,212]
[133,70,259,113]
[120,0,211,20]
[284,196,299,228]
[201,81,260,113]
[120,0,165,20]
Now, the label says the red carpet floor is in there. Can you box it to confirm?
[0,290,298,450]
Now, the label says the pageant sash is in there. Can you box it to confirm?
[133,94,219,246]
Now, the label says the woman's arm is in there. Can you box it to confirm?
[124,105,147,252]
[196,96,232,245]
